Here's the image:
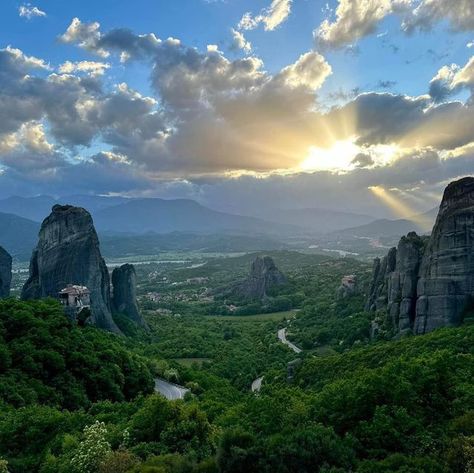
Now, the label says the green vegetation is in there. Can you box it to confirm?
[1,251,473,473]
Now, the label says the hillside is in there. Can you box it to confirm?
[0,212,39,258]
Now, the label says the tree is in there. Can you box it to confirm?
[70,421,111,473]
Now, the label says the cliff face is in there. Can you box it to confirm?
[112,264,148,328]
[0,246,12,298]
[21,205,120,333]
[415,177,474,334]
[366,177,474,335]
[233,256,287,300]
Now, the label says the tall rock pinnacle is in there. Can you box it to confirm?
[415,177,474,334]
[112,264,148,328]
[21,205,120,333]
[232,255,287,300]
[366,176,474,335]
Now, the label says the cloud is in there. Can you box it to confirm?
[351,153,375,168]
[402,0,474,33]
[19,3,46,19]
[230,29,252,53]
[238,0,292,32]
[316,0,411,49]
[59,17,109,57]
[58,60,110,76]
[275,52,332,90]
[2,18,474,215]
[316,0,474,49]
[429,56,474,101]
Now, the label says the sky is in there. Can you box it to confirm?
[0,0,473,218]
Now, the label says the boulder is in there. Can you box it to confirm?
[0,246,12,298]
[112,264,148,328]
[21,205,120,333]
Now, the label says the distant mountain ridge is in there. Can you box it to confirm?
[0,212,39,258]
[93,198,299,236]
[253,207,375,233]
[332,208,438,238]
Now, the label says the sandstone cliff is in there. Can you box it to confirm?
[366,177,474,335]
[0,246,12,298]
[112,264,148,328]
[232,256,287,300]
[21,205,120,333]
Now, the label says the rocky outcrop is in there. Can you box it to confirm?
[415,177,474,334]
[387,232,425,332]
[337,275,357,299]
[366,177,474,335]
[112,264,148,328]
[0,246,12,298]
[365,247,397,312]
[232,256,287,300]
[21,205,120,333]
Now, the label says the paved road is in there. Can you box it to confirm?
[278,328,302,354]
[154,378,189,400]
[251,376,264,393]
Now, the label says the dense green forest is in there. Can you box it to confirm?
[1,253,473,473]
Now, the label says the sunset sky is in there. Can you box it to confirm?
[0,0,473,217]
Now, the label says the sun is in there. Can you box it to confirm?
[299,138,360,172]
[299,139,400,172]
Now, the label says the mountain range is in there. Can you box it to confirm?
[0,195,440,260]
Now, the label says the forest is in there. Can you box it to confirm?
[0,253,473,473]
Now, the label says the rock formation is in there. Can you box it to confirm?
[232,256,287,300]
[366,176,474,335]
[337,275,358,299]
[112,264,148,328]
[415,177,474,334]
[21,205,120,333]
[365,247,397,312]
[0,246,12,298]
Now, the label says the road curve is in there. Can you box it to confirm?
[154,378,189,400]
[278,328,302,354]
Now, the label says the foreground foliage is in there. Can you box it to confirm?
[0,254,473,472]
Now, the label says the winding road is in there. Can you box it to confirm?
[154,378,189,400]
[278,328,302,354]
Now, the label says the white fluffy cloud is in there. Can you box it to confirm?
[238,0,292,32]
[316,0,474,49]
[59,60,110,76]
[18,3,46,19]
[231,29,252,53]
[429,56,474,101]
[403,0,474,33]
[276,52,332,90]
[59,17,109,57]
[317,0,411,48]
